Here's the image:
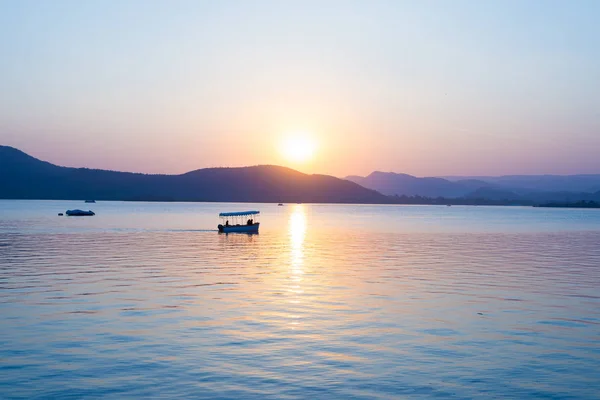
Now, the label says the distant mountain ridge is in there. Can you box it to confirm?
[442,174,600,193]
[346,171,600,203]
[347,171,471,198]
[0,146,388,203]
[3,145,599,204]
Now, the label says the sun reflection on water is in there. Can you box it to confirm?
[286,205,308,328]
[289,205,307,276]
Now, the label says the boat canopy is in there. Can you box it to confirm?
[219,210,260,217]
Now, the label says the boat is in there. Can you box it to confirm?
[278,203,283,206]
[85,200,96,203]
[66,209,95,216]
[218,210,259,233]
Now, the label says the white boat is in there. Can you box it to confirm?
[218,211,260,233]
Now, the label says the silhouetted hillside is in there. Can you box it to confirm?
[4,146,599,205]
[347,171,473,198]
[455,179,496,191]
[465,187,600,203]
[0,146,388,203]
[534,200,600,209]
[444,174,600,193]
[349,170,600,204]
[464,187,523,201]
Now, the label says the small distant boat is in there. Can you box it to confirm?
[85,200,96,203]
[278,203,283,206]
[66,209,95,216]
[218,211,259,233]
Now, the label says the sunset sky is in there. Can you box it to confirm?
[1,0,599,177]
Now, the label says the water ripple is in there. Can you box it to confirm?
[1,203,600,398]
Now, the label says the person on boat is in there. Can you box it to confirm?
[225,220,230,226]
[247,219,253,225]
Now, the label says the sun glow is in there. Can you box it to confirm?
[280,133,317,163]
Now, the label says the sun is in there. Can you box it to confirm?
[280,133,317,163]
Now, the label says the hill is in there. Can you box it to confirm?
[346,171,474,198]
[348,171,600,204]
[0,146,389,203]
[443,174,600,193]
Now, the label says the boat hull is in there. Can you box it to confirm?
[218,223,259,233]
[66,209,95,216]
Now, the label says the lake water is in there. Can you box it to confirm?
[1,200,600,399]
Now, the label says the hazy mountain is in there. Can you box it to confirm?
[348,170,600,203]
[0,146,388,203]
[443,174,600,193]
[465,187,600,203]
[346,171,473,198]
[454,179,497,191]
[464,187,524,201]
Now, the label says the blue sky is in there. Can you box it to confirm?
[1,0,599,176]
